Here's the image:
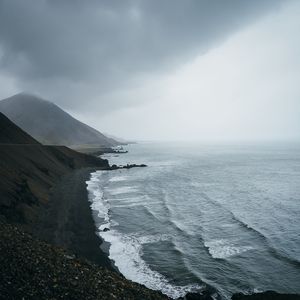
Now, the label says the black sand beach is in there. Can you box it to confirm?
[35,167,116,271]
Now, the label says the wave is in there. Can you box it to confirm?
[86,171,111,231]
[100,229,204,299]
[109,175,128,182]
[86,171,204,299]
[199,191,300,267]
[204,239,254,259]
[228,211,300,267]
[266,244,300,269]
[106,186,138,195]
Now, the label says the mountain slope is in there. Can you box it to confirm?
[0,93,118,147]
[0,112,109,225]
[0,112,40,144]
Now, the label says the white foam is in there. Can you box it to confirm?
[86,171,111,228]
[136,233,172,244]
[107,186,138,195]
[107,194,151,201]
[109,176,128,182]
[86,171,203,299]
[204,239,254,259]
[112,203,144,208]
[100,229,202,299]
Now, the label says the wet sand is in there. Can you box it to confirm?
[35,167,117,272]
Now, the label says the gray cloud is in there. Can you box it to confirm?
[0,0,285,111]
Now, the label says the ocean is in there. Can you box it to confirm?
[86,142,300,299]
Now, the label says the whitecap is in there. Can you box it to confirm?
[137,233,172,244]
[109,176,128,182]
[100,229,203,299]
[204,239,254,259]
[107,186,138,195]
[86,171,110,227]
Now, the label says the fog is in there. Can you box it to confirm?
[76,1,300,142]
[0,0,299,142]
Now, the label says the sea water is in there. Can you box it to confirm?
[86,142,300,299]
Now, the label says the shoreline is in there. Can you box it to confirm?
[34,167,118,272]
[29,151,300,300]
[88,150,300,300]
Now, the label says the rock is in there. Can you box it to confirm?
[231,290,300,300]
[64,254,75,260]
[122,164,147,169]
[0,221,169,300]
[179,290,217,300]
[109,163,147,170]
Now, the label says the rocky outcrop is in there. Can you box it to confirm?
[110,163,147,170]
[232,291,300,300]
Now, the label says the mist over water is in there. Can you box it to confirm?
[87,142,300,299]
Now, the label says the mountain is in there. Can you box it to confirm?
[0,93,118,147]
[0,111,167,300]
[0,111,109,225]
[0,112,40,145]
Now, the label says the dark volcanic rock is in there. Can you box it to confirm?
[110,164,119,170]
[122,163,147,169]
[109,163,147,170]
[108,163,147,170]
[179,288,220,300]
[232,291,300,300]
[0,222,169,300]
[181,292,213,299]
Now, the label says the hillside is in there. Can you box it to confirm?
[0,112,170,300]
[0,112,39,145]
[0,112,109,225]
[0,93,118,147]
[0,112,113,267]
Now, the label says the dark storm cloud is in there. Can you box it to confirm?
[0,0,284,110]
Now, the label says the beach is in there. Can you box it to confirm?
[34,167,116,271]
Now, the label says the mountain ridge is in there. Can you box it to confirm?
[0,93,119,147]
[0,112,40,145]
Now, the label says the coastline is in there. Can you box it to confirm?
[6,158,299,299]
[34,167,118,272]
[84,149,300,300]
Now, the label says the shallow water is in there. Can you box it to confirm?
[86,142,300,299]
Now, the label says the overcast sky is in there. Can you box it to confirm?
[0,0,299,142]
